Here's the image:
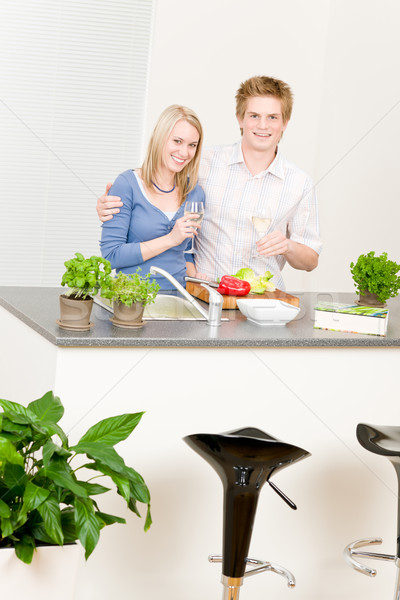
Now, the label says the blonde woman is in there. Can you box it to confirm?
[100,105,205,290]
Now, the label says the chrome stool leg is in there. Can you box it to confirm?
[344,537,400,599]
[344,537,395,577]
[394,559,400,600]
[209,554,295,599]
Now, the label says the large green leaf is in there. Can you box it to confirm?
[0,498,11,518]
[78,481,110,496]
[0,399,35,425]
[128,478,151,505]
[106,469,131,502]
[85,456,150,506]
[21,481,50,515]
[71,442,128,474]
[60,508,78,543]
[85,461,131,503]
[1,418,31,439]
[0,437,24,467]
[74,498,100,559]
[42,440,71,467]
[31,523,57,545]
[96,511,125,525]
[41,422,68,447]
[28,391,64,425]
[127,498,140,517]
[15,535,35,564]
[1,515,14,537]
[144,505,152,531]
[37,496,64,545]
[77,412,144,447]
[2,463,27,496]
[42,462,88,498]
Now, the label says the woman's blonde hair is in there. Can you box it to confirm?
[141,105,203,205]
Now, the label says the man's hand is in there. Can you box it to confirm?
[257,230,289,257]
[257,230,318,271]
[96,183,123,222]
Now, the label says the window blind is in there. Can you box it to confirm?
[0,0,154,285]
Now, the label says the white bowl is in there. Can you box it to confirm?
[236,299,300,326]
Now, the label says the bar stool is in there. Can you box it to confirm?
[183,427,310,599]
[344,423,400,600]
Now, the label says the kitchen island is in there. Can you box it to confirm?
[1,286,399,600]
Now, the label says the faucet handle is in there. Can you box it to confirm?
[201,284,223,326]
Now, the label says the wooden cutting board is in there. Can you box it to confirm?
[186,282,299,309]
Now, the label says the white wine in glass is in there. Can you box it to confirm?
[251,209,272,257]
[184,200,204,253]
[252,216,272,239]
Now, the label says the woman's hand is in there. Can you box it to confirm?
[169,215,200,246]
[97,183,123,222]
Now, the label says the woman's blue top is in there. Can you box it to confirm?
[100,170,205,290]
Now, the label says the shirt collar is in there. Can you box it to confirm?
[228,141,286,180]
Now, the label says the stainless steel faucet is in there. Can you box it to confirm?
[149,266,223,326]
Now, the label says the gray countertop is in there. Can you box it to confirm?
[0,287,399,348]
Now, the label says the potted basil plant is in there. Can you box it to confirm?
[350,251,400,306]
[59,252,113,330]
[101,270,160,328]
[0,391,151,565]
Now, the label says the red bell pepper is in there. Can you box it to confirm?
[217,276,251,296]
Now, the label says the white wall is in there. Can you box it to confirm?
[147,0,400,293]
[1,0,398,293]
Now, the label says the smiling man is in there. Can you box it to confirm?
[97,76,322,290]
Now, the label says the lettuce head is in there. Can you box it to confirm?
[233,268,275,294]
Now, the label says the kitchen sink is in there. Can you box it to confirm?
[93,295,207,321]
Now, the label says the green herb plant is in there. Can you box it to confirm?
[350,251,400,303]
[101,270,160,307]
[0,391,151,564]
[61,252,113,299]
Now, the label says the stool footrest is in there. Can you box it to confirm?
[208,554,296,588]
[344,537,396,577]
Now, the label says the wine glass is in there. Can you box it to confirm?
[251,208,272,257]
[184,200,204,254]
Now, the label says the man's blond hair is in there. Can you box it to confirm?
[235,76,293,124]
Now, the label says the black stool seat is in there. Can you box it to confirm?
[357,423,400,458]
[184,427,310,580]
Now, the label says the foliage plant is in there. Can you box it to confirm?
[61,253,113,299]
[350,251,400,303]
[0,391,151,564]
[101,270,160,307]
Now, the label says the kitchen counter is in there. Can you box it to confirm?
[0,286,399,347]
[1,286,399,600]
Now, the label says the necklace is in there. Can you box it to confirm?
[151,180,176,193]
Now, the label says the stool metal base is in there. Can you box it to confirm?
[209,554,295,600]
[344,537,400,600]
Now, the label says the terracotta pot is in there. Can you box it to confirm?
[0,544,81,598]
[112,300,145,327]
[58,294,94,330]
[358,291,386,307]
